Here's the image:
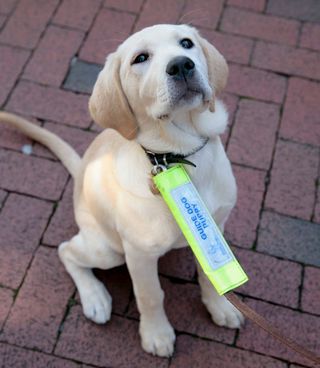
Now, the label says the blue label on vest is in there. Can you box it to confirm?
[171,182,233,270]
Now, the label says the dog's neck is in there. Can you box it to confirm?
[135,109,208,155]
[135,100,228,156]
[143,136,209,170]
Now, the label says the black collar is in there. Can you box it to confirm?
[143,137,209,168]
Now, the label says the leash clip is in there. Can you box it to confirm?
[151,154,167,176]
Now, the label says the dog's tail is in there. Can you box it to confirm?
[0,112,81,178]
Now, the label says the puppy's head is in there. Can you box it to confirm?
[89,24,228,139]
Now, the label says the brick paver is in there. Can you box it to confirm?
[236,248,302,308]
[0,0,16,14]
[301,266,320,316]
[159,247,196,281]
[1,1,320,367]
[135,0,184,31]
[0,343,84,368]
[265,140,319,220]
[237,298,320,366]
[315,185,320,224]
[0,189,7,208]
[0,0,59,49]
[281,77,320,147]
[171,334,286,367]
[53,0,101,31]
[23,25,84,87]
[55,305,168,368]
[0,149,69,200]
[0,120,34,152]
[300,23,320,52]
[0,14,6,28]
[181,0,224,29]
[80,8,136,64]
[227,99,280,170]
[252,41,320,81]
[0,45,30,106]
[200,28,254,65]
[221,7,300,45]
[227,0,266,12]
[42,180,77,246]
[1,246,74,352]
[266,0,320,22]
[257,211,320,266]
[104,0,144,13]
[225,165,266,248]
[0,194,53,288]
[226,64,287,103]
[63,60,102,94]
[0,288,14,330]
[32,121,95,160]
[7,81,91,128]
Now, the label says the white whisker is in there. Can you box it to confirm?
[178,8,210,26]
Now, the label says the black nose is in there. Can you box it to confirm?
[166,56,195,80]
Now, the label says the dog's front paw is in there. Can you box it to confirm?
[140,318,176,357]
[80,281,112,324]
[204,295,244,329]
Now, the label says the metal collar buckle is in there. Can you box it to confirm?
[149,153,167,176]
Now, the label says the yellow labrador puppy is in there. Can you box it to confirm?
[0,24,243,357]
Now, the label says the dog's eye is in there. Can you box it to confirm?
[132,53,149,64]
[180,38,194,49]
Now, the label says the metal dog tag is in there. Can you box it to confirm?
[153,164,248,295]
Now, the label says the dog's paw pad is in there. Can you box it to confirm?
[206,296,244,329]
[81,283,112,324]
[140,320,175,357]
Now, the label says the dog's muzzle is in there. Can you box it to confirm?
[158,56,211,119]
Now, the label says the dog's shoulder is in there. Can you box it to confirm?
[80,127,155,199]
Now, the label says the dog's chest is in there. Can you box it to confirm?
[82,137,236,253]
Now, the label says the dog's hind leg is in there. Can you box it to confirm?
[58,229,125,324]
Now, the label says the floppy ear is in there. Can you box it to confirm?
[89,53,138,139]
[195,31,229,112]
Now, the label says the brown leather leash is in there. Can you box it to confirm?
[226,293,320,367]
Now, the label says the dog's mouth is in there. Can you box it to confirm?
[156,75,211,120]
[157,89,205,120]
[182,88,203,100]
[172,74,211,105]
[176,82,204,100]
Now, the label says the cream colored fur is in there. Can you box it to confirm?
[0,24,243,358]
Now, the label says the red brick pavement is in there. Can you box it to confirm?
[0,1,319,367]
